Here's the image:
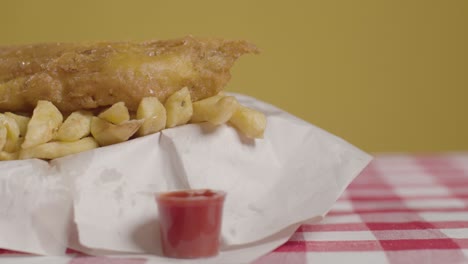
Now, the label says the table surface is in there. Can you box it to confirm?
[1,153,468,264]
[254,153,468,264]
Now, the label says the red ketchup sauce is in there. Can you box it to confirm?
[155,189,226,258]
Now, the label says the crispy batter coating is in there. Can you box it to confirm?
[0,36,258,113]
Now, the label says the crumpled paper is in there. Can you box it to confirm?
[0,94,371,263]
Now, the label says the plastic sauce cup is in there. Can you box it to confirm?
[155,189,226,258]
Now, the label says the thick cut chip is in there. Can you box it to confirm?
[6,137,24,153]
[137,97,166,136]
[0,114,20,152]
[0,126,6,151]
[91,117,142,146]
[22,100,63,149]
[56,111,92,141]
[0,151,18,161]
[19,137,98,160]
[98,102,130,125]
[165,87,193,128]
[229,105,267,139]
[191,95,239,125]
[5,112,30,136]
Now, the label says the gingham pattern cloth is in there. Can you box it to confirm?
[254,153,468,263]
[1,153,467,263]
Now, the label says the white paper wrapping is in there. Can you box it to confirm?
[0,159,71,255]
[0,94,372,263]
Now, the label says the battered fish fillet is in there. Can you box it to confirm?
[0,36,258,113]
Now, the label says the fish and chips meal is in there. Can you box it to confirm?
[0,36,266,161]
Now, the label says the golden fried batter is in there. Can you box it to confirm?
[0,36,258,113]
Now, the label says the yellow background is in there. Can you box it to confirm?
[1,0,467,152]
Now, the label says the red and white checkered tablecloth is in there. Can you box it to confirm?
[254,153,468,264]
[1,153,468,263]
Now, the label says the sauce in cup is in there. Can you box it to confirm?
[155,189,226,258]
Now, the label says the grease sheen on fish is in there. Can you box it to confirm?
[0,36,258,113]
